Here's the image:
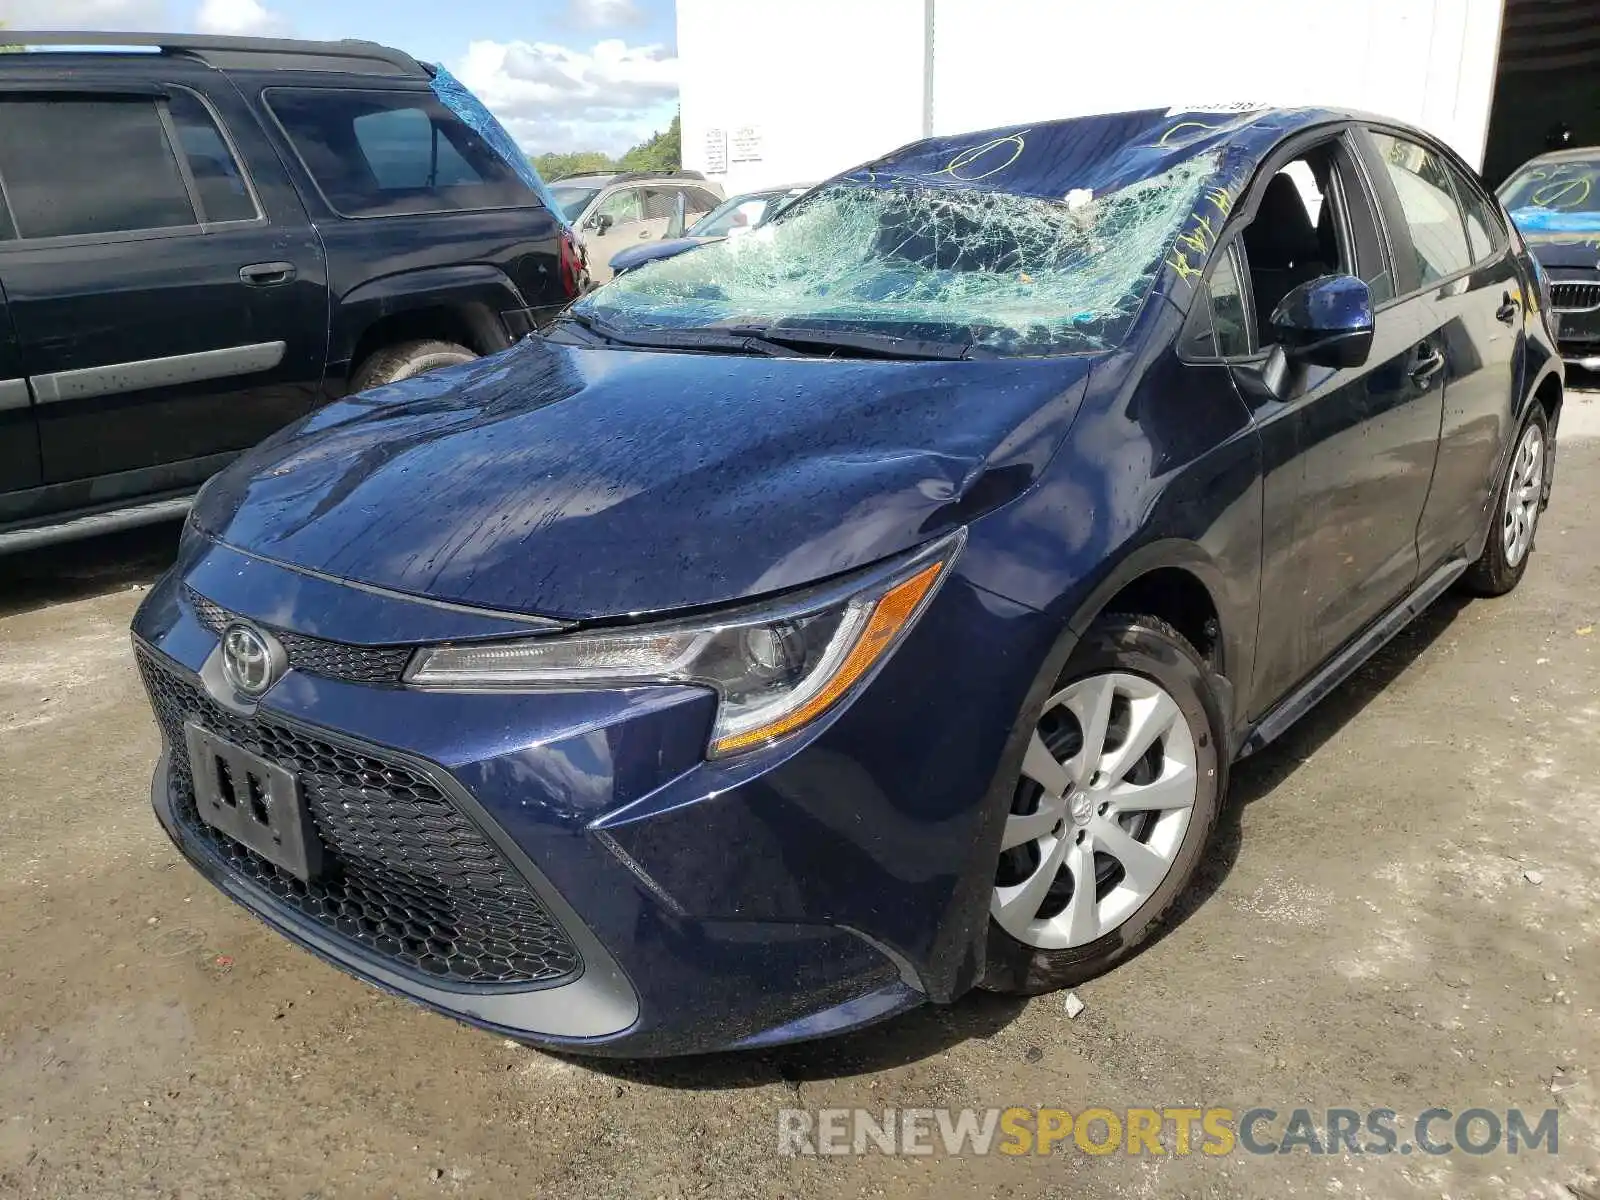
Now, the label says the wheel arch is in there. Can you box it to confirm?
[334,265,528,383]
[1065,541,1231,673]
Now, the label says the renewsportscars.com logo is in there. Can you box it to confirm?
[778,1107,1561,1158]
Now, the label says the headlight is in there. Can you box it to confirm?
[405,533,962,757]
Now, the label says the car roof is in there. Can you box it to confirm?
[1508,146,1600,171]
[0,31,428,77]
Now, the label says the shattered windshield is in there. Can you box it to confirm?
[575,150,1218,357]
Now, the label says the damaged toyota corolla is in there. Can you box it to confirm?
[133,106,1562,1056]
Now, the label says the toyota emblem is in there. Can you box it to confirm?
[220,622,282,698]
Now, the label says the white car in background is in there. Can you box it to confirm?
[549,171,725,283]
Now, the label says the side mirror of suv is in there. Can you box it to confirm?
[1271,274,1374,369]
[591,213,615,234]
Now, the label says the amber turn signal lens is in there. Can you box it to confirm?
[709,559,946,756]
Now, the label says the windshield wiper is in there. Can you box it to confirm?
[718,324,974,361]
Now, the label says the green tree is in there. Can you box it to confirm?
[528,111,682,182]
[532,149,617,181]
[617,112,681,173]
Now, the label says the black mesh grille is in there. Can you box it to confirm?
[188,589,414,685]
[138,647,582,987]
[1551,282,1600,312]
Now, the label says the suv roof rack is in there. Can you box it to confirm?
[553,169,708,185]
[0,31,429,77]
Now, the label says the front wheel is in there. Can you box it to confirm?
[980,614,1225,996]
[1461,404,1550,597]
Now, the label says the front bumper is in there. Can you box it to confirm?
[133,536,1055,1056]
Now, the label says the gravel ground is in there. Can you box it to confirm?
[1,396,1597,1199]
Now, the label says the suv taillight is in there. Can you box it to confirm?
[557,228,588,299]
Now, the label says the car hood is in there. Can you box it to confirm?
[193,338,1092,621]
[1523,233,1600,271]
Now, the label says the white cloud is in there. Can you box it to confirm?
[567,0,641,29]
[0,0,170,29]
[193,0,288,37]
[455,37,678,156]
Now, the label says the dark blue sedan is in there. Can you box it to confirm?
[133,106,1563,1057]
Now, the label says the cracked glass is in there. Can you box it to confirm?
[576,152,1219,357]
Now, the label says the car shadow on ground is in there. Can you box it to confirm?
[0,521,182,620]
[572,589,1474,1088]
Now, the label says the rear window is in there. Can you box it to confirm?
[264,87,535,217]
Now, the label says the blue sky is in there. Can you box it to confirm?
[0,0,681,154]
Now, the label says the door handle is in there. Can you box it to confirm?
[1495,293,1519,325]
[1410,347,1446,387]
[638,230,652,239]
[239,261,296,286]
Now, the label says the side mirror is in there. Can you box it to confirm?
[665,192,688,239]
[591,212,615,234]
[1270,274,1374,369]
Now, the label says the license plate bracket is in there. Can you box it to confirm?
[184,721,325,882]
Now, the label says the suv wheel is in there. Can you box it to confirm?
[1461,403,1550,597]
[351,339,476,391]
[981,614,1225,996]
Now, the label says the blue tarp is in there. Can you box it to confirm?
[429,65,569,227]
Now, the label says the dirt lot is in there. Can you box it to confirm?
[2,402,1598,1200]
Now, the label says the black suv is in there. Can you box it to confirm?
[0,32,584,553]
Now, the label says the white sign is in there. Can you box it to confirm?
[704,128,728,174]
[730,125,764,164]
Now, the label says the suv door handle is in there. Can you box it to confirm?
[1495,293,1520,325]
[239,262,296,286]
[1410,346,1446,387]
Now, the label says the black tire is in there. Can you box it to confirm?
[980,614,1227,996]
[1461,403,1550,597]
[350,339,476,391]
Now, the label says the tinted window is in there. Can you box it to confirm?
[1446,165,1508,262]
[1211,245,1251,356]
[1179,244,1250,359]
[1179,279,1216,358]
[265,88,534,217]
[167,90,257,224]
[0,98,196,238]
[1370,132,1473,285]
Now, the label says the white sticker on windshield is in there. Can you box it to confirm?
[1165,103,1267,116]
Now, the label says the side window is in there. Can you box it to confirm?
[595,188,643,224]
[1445,164,1509,263]
[265,88,534,217]
[1370,132,1473,285]
[166,90,258,224]
[1179,243,1252,360]
[640,188,681,221]
[0,97,197,238]
[1242,142,1379,342]
[1211,245,1251,356]
[686,186,720,216]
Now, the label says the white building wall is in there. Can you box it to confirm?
[931,0,1504,165]
[677,0,1506,192]
[677,0,927,193]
